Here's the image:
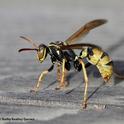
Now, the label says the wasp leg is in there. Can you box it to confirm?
[56,59,69,90]
[61,68,69,88]
[79,59,89,109]
[57,63,61,83]
[64,69,69,86]
[30,65,54,93]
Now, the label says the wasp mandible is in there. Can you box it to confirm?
[18,19,118,108]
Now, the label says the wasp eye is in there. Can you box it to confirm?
[39,46,43,51]
[39,44,46,51]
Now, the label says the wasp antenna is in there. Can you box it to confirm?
[18,48,38,52]
[64,19,108,44]
[20,36,38,48]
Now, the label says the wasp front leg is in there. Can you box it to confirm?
[79,59,89,109]
[56,59,69,90]
[30,65,54,93]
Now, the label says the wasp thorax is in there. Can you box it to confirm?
[54,41,63,45]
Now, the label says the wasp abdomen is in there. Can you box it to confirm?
[96,53,113,82]
[87,48,113,82]
[87,47,103,65]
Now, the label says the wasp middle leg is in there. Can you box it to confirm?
[56,59,69,90]
[79,59,89,109]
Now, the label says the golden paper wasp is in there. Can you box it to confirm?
[18,19,122,108]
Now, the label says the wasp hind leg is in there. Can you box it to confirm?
[30,65,54,93]
[56,59,69,90]
[79,59,89,109]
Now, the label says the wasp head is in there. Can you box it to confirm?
[37,44,48,63]
[18,43,48,63]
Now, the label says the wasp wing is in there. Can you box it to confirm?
[64,19,107,44]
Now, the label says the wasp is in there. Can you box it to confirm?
[18,19,121,108]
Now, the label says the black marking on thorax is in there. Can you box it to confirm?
[49,47,64,63]
[63,51,76,61]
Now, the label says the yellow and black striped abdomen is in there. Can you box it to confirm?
[96,54,113,82]
[87,48,113,82]
[87,48,103,65]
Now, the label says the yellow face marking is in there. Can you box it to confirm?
[37,48,46,63]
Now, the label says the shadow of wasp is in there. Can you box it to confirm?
[18,19,124,109]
